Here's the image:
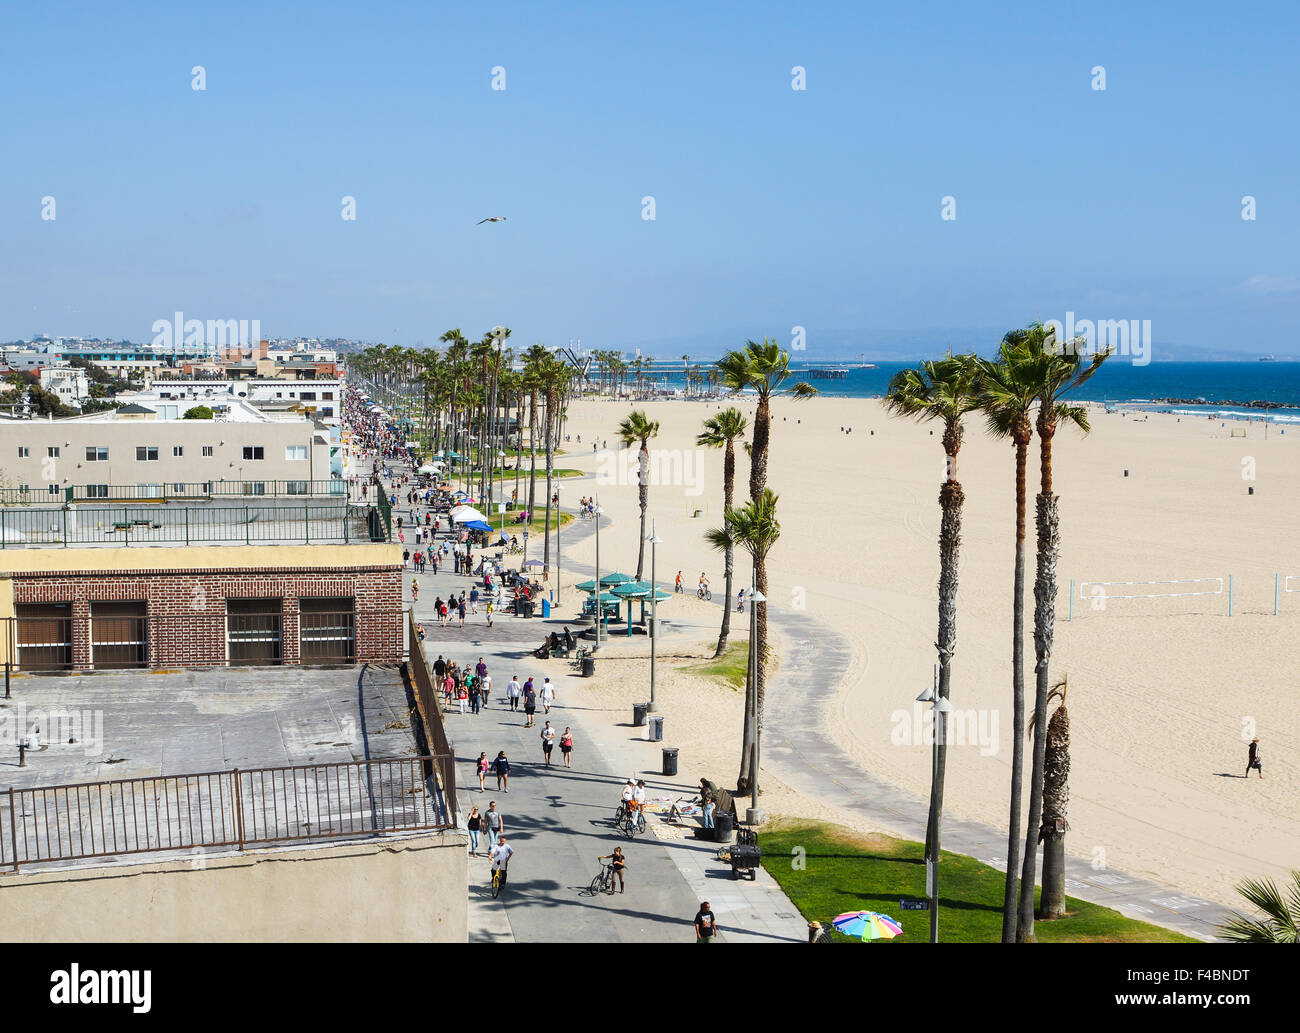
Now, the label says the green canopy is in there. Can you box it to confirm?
[575,579,599,593]
[611,581,653,597]
[599,571,635,586]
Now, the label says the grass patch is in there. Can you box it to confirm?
[690,639,748,691]
[759,818,1198,944]
[488,511,574,536]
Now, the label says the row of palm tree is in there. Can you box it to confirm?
[884,323,1106,943]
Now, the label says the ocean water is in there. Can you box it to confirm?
[651,362,1300,420]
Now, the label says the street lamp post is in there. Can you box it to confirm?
[917,672,954,944]
[592,497,603,653]
[746,574,767,825]
[647,521,663,713]
[555,484,562,605]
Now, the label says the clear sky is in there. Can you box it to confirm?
[2,0,1298,358]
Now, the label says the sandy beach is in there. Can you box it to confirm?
[550,393,1300,910]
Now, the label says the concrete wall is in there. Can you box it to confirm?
[0,832,467,942]
[0,419,329,489]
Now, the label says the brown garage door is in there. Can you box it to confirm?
[227,599,283,666]
[16,603,73,670]
[91,601,148,669]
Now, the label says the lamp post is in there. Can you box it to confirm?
[745,575,767,825]
[555,483,562,605]
[592,497,604,653]
[916,672,954,944]
[647,521,663,713]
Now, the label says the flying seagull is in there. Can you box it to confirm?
[477,216,507,224]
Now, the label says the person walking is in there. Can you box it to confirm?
[470,586,480,614]
[675,570,683,593]
[560,727,573,768]
[695,902,719,943]
[476,751,490,792]
[411,577,419,602]
[469,677,481,715]
[483,802,503,847]
[442,670,455,710]
[492,751,511,792]
[480,672,492,707]
[486,599,494,627]
[508,675,522,711]
[457,680,468,715]
[540,721,556,766]
[1247,737,1263,778]
[458,596,467,628]
[433,654,446,682]
[466,806,483,857]
[476,657,488,682]
[598,846,628,894]
[540,676,556,714]
[522,680,537,728]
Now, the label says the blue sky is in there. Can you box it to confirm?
[2,0,1298,358]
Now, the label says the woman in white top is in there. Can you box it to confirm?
[540,678,556,713]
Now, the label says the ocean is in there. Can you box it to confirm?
[650,361,1300,421]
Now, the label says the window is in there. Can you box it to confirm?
[286,480,309,495]
[17,447,28,458]
[172,446,184,457]
[323,392,333,400]
[136,446,159,461]
[285,445,307,461]
[202,445,213,457]
[86,484,109,499]
[47,446,60,458]
[86,447,108,462]
[243,446,264,461]
[173,482,186,492]
[47,485,60,496]
[299,391,316,401]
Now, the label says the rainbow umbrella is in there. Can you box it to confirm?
[832,911,904,941]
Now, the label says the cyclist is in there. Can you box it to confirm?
[737,588,745,612]
[675,571,683,593]
[629,779,648,831]
[698,572,710,597]
[597,846,628,894]
[489,835,514,891]
[618,779,635,820]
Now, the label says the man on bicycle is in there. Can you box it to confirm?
[698,572,710,597]
[629,779,648,830]
[618,779,635,820]
[490,835,514,890]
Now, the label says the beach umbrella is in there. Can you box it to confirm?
[522,559,545,569]
[575,579,599,592]
[465,520,493,532]
[831,911,904,942]
[610,581,653,597]
[451,507,489,524]
[598,571,635,586]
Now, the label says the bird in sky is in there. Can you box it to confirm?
[477,216,507,224]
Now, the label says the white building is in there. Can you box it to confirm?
[39,366,91,409]
[120,378,342,423]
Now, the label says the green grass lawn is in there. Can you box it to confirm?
[487,510,574,536]
[759,819,1198,943]
[690,639,748,690]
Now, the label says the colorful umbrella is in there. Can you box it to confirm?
[831,911,904,941]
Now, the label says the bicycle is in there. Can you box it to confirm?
[697,585,712,601]
[491,862,508,898]
[588,860,615,896]
[505,543,523,555]
[618,807,646,839]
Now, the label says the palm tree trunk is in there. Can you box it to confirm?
[1038,700,1070,919]
[527,390,538,514]
[543,393,555,576]
[1002,439,1029,943]
[715,443,735,658]
[635,442,649,579]
[1019,489,1060,940]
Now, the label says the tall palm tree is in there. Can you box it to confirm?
[697,408,749,657]
[522,344,549,515]
[884,353,981,935]
[1030,677,1071,920]
[709,489,781,797]
[540,355,567,578]
[1219,872,1300,942]
[977,338,1040,943]
[1014,323,1107,942]
[716,338,816,793]
[616,410,660,579]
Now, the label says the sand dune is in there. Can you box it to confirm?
[553,394,1299,908]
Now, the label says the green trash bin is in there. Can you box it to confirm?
[633,702,648,726]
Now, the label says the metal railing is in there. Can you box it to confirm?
[0,756,454,872]
[0,502,380,547]
[407,610,458,821]
[0,609,386,671]
[0,480,349,506]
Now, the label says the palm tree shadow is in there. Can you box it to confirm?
[1213,772,1247,778]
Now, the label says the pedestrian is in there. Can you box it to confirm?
[403,548,410,568]
[476,751,489,792]
[476,657,488,681]
[411,578,419,602]
[1247,737,1263,778]
[470,586,480,614]
[480,672,492,707]
[466,806,482,857]
[442,670,455,709]
[541,721,556,766]
[508,675,522,711]
[522,679,537,727]
[540,676,556,714]
[695,902,718,943]
[458,597,467,628]
[675,571,683,593]
[560,727,573,768]
[493,751,511,792]
[439,598,449,625]
[483,801,503,841]
[433,654,446,682]
[486,599,494,627]
[469,677,481,714]
[598,846,627,894]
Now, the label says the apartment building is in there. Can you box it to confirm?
[38,366,90,409]
[0,414,331,497]
[132,377,342,421]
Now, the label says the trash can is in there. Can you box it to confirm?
[582,656,595,678]
[648,715,664,742]
[714,809,734,843]
[662,747,679,776]
[542,598,551,617]
[633,701,649,726]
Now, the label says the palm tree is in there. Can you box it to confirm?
[884,354,981,932]
[1013,322,1108,942]
[716,338,816,793]
[709,489,781,797]
[1030,677,1071,920]
[1219,872,1300,942]
[697,408,749,657]
[977,338,1040,943]
[616,410,660,579]
[540,355,567,578]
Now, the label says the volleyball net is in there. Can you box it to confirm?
[1068,576,1231,618]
